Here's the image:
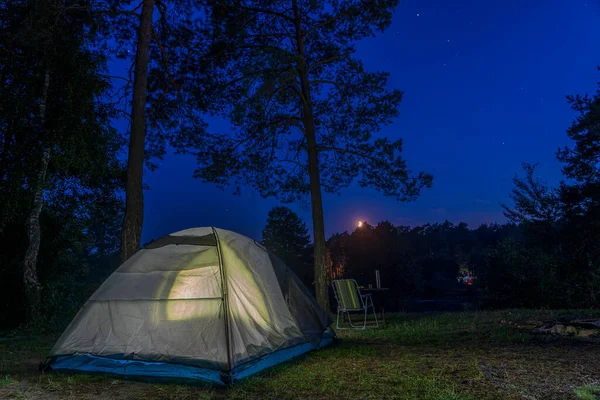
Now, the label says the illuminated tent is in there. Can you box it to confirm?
[44,227,334,385]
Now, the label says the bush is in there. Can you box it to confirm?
[480,237,600,309]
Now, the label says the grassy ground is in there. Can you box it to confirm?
[1,310,600,399]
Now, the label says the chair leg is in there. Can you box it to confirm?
[347,311,364,329]
[336,309,354,330]
[369,296,379,328]
[347,311,358,328]
[336,308,379,330]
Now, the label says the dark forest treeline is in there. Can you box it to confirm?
[264,205,600,311]
[326,221,516,303]
[323,213,600,310]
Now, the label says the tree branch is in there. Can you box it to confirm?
[317,146,378,162]
[262,116,305,132]
[304,8,357,37]
[224,65,294,87]
[246,31,295,39]
[263,75,301,110]
[235,5,295,23]
[99,74,131,83]
[308,79,343,90]
[279,158,307,170]
[309,79,382,98]
[288,81,309,113]
[150,25,179,91]
[307,52,352,70]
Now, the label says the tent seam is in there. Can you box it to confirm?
[213,227,233,380]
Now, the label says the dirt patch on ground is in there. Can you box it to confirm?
[465,342,600,399]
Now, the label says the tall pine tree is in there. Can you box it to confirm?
[105,0,222,262]
[185,0,433,309]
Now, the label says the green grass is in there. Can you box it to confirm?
[576,385,600,400]
[0,374,12,386]
[341,310,537,348]
[1,310,600,399]
[224,342,470,400]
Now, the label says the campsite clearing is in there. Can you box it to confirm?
[1,310,600,400]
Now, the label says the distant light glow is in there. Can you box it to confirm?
[357,221,363,227]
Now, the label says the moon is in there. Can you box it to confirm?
[357,221,363,227]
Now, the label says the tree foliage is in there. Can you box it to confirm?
[557,70,600,186]
[486,69,600,308]
[326,233,347,281]
[261,206,312,285]
[502,163,561,225]
[0,0,124,329]
[97,0,226,261]
[185,0,432,309]
[190,0,432,202]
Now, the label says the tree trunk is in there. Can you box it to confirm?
[292,0,329,312]
[0,130,13,236]
[120,0,155,263]
[23,70,51,319]
[306,125,329,312]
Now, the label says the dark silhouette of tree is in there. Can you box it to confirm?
[502,163,561,225]
[0,0,124,323]
[326,233,347,280]
[261,206,312,285]
[188,0,433,309]
[0,0,124,320]
[556,70,600,253]
[119,0,154,263]
[556,71,600,298]
[557,69,600,188]
[483,70,600,308]
[106,0,224,262]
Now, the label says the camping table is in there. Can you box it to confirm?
[362,288,389,324]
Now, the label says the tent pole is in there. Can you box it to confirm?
[213,227,233,384]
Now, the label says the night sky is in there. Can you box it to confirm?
[120,0,600,244]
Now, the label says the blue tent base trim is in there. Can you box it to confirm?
[232,337,333,381]
[49,337,334,385]
[49,354,223,384]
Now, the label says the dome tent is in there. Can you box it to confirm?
[44,227,334,385]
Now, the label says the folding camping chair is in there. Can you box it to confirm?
[331,279,379,330]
